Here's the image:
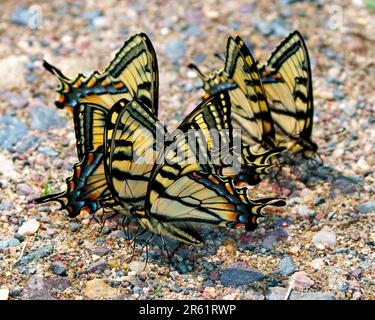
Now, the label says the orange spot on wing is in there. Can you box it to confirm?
[209,175,219,184]
[87,153,94,165]
[114,82,124,89]
[75,166,81,178]
[73,80,82,88]
[251,216,257,224]
[57,94,65,103]
[203,93,210,99]
[273,73,282,80]
[87,77,97,88]
[101,78,111,86]
[69,181,75,190]
[225,182,234,194]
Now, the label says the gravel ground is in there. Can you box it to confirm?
[0,0,374,300]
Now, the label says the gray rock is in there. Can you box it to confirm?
[182,23,202,37]
[28,103,65,131]
[69,222,81,232]
[176,262,188,274]
[262,228,289,249]
[93,247,110,257]
[265,287,336,300]
[312,227,336,247]
[0,115,28,151]
[21,276,70,300]
[50,262,67,276]
[38,146,59,157]
[164,39,187,61]
[7,238,21,248]
[0,240,9,250]
[356,201,375,214]
[18,244,54,266]
[84,260,109,274]
[2,91,29,109]
[220,267,265,286]
[278,256,296,276]
[10,6,30,26]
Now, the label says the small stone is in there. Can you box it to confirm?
[0,240,9,250]
[310,258,324,271]
[92,254,101,262]
[338,283,349,293]
[352,291,361,300]
[50,262,67,276]
[16,183,37,197]
[278,256,296,276]
[262,228,289,249]
[18,219,40,236]
[220,267,265,286]
[128,261,145,275]
[38,146,59,157]
[18,245,54,266]
[291,272,314,291]
[289,245,300,254]
[350,232,361,241]
[0,288,9,300]
[176,262,188,274]
[0,56,27,90]
[84,279,117,299]
[7,238,21,247]
[265,287,336,300]
[2,92,28,109]
[164,39,187,61]
[85,260,109,273]
[69,222,81,232]
[356,201,375,214]
[93,247,110,257]
[314,197,325,205]
[28,103,65,131]
[312,227,336,248]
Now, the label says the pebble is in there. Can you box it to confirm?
[128,261,146,275]
[28,103,65,131]
[7,238,21,248]
[0,115,29,152]
[84,279,117,299]
[18,245,54,266]
[182,23,202,37]
[21,276,70,300]
[265,287,336,300]
[176,262,188,274]
[69,222,81,232]
[18,219,40,236]
[164,39,187,61]
[2,91,28,109]
[0,56,27,90]
[262,228,289,249]
[278,256,296,276]
[352,292,362,300]
[10,6,30,26]
[291,272,314,291]
[310,258,325,271]
[84,260,109,274]
[356,201,375,214]
[312,227,336,248]
[220,267,265,286]
[50,262,67,276]
[38,146,59,157]
[0,288,9,300]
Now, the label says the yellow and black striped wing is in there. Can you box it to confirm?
[179,91,284,185]
[259,31,316,153]
[104,99,165,208]
[43,32,159,159]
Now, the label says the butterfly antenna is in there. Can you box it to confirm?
[187,63,206,79]
[321,127,346,140]
[214,52,226,61]
[160,234,172,262]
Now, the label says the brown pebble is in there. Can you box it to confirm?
[350,232,361,241]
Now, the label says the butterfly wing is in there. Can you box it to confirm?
[260,31,316,154]
[104,99,166,209]
[38,34,159,216]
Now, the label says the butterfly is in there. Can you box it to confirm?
[122,92,286,245]
[190,36,276,154]
[258,31,318,158]
[35,33,159,217]
[190,31,318,158]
